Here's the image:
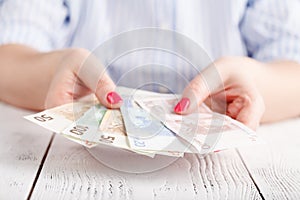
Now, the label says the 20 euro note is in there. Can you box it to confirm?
[135,95,264,154]
[120,98,192,153]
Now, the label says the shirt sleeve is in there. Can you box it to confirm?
[240,0,300,63]
[0,0,71,51]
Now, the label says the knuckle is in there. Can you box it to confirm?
[214,56,236,70]
[245,92,266,117]
[96,79,115,94]
[187,79,204,95]
[215,56,234,65]
[98,73,114,86]
[62,48,91,69]
[214,56,245,78]
[66,48,90,58]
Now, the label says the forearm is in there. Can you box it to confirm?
[0,44,62,110]
[258,61,300,123]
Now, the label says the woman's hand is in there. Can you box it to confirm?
[45,48,123,109]
[174,57,266,130]
[0,45,122,110]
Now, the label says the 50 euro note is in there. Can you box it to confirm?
[24,101,93,133]
[24,99,101,148]
[135,94,264,154]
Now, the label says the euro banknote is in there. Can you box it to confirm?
[25,87,263,157]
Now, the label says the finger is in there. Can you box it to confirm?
[45,70,75,109]
[204,92,228,114]
[76,53,122,108]
[73,80,92,100]
[236,93,265,130]
[226,98,244,119]
[95,73,123,109]
[174,64,225,114]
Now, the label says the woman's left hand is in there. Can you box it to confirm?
[174,57,266,130]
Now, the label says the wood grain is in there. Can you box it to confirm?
[238,118,300,200]
[31,134,261,200]
[0,103,53,199]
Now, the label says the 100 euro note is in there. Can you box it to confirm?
[135,94,264,154]
[61,104,107,148]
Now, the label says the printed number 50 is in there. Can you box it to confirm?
[34,114,53,122]
[99,135,115,144]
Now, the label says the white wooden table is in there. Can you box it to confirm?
[1,102,300,200]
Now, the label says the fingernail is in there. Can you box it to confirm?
[174,98,190,113]
[107,92,123,104]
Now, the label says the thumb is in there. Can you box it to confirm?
[76,52,122,108]
[174,74,210,114]
[95,73,123,109]
[174,65,224,115]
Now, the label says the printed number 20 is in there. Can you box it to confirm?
[134,139,145,147]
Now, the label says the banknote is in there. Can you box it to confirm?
[62,104,107,143]
[135,95,263,153]
[99,109,184,157]
[120,97,193,152]
[63,135,99,148]
[25,87,263,158]
[24,101,94,133]
[24,100,109,149]
[24,98,182,157]
[98,109,156,157]
[62,105,156,157]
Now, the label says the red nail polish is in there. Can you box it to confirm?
[174,98,190,113]
[107,92,123,104]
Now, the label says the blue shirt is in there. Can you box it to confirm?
[0,0,300,92]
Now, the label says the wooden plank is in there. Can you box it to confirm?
[0,103,53,200]
[238,118,300,200]
[31,134,262,200]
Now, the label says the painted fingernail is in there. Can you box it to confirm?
[107,92,123,104]
[174,98,190,113]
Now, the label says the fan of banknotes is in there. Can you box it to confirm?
[25,87,263,158]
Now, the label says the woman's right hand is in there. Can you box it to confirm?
[44,48,123,109]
